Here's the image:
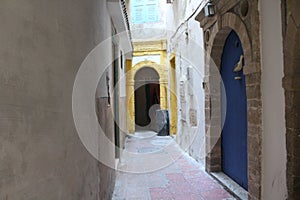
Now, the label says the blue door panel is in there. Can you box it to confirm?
[221,31,248,190]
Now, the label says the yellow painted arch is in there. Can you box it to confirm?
[126,60,168,133]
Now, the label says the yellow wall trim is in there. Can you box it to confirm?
[126,55,169,133]
[133,40,167,52]
[169,54,177,135]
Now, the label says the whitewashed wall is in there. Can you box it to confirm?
[167,0,205,162]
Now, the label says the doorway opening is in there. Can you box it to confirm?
[134,67,160,131]
[221,30,248,190]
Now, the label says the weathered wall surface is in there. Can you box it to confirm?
[260,0,287,199]
[98,98,115,200]
[167,0,205,162]
[0,0,115,199]
[281,0,300,199]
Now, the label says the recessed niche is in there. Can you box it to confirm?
[240,0,249,18]
[205,30,210,43]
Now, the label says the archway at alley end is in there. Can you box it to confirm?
[134,67,160,131]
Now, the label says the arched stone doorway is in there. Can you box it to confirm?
[197,9,262,199]
[206,25,252,191]
[134,67,160,130]
[220,30,248,190]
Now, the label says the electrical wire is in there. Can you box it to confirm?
[170,0,207,42]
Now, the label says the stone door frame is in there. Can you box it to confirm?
[196,6,263,199]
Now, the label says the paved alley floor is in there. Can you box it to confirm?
[112,131,236,200]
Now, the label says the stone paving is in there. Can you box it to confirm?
[112,131,236,200]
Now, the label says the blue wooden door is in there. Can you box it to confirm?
[221,31,248,190]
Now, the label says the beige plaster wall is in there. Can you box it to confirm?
[0,0,116,199]
[260,0,287,199]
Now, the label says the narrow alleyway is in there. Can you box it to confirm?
[112,131,235,200]
[0,0,298,199]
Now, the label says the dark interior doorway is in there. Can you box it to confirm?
[134,67,160,130]
[135,83,160,126]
